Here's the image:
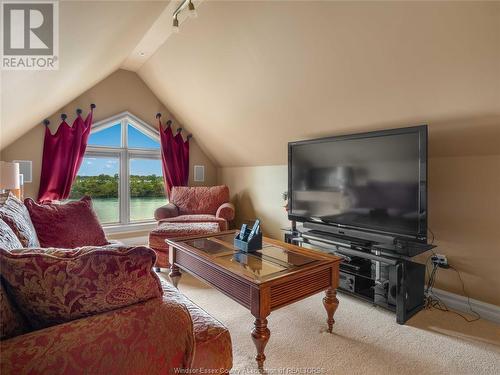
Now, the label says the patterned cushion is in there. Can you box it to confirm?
[149,222,221,251]
[24,196,108,248]
[149,222,220,268]
[0,282,30,340]
[0,194,40,248]
[0,245,163,329]
[171,185,230,215]
[0,219,23,250]
[159,214,228,231]
[152,221,221,236]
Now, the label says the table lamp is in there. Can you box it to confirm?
[0,161,21,201]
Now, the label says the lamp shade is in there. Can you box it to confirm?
[0,161,20,190]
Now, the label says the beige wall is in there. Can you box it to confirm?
[0,69,217,199]
[219,154,500,306]
[218,166,289,239]
[419,155,500,306]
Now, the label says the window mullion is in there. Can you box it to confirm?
[129,150,161,158]
[120,120,129,225]
[120,149,129,225]
[122,118,128,148]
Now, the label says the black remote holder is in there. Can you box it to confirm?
[234,228,263,253]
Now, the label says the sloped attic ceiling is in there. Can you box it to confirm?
[0,0,168,149]
[2,1,499,164]
[139,1,500,166]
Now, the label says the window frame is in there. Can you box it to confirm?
[83,111,163,230]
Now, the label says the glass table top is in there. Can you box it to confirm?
[184,238,230,255]
[182,233,320,281]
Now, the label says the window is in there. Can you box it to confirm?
[87,123,121,147]
[70,112,166,226]
[129,158,164,222]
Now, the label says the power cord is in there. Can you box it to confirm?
[428,227,436,245]
[424,258,481,323]
[424,227,480,322]
[448,265,481,322]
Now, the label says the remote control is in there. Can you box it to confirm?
[247,220,260,241]
[239,224,248,240]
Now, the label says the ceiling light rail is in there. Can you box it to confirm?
[172,0,197,33]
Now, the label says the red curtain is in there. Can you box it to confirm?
[38,107,94,202]
[158,117,190,195]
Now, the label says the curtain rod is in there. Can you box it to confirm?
[42,104,96,126]
[156,112,192,139]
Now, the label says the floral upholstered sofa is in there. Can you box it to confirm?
[0,194,232,374]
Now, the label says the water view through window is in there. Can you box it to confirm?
[130,158,165,221]
[70,117,166,224]
[70,156,120,224]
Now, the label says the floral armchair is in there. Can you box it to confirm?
[154,185,235,231]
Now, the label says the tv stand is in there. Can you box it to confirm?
[284,224,434,324]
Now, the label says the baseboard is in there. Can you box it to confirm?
[431,288,500,325]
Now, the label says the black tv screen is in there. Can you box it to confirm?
[288,125,427,242]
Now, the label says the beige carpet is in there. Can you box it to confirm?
[157,271,500,375]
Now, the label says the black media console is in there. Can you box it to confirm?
[284,222,435,324]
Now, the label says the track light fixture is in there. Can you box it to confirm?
[188,1,198,18]
[172,16,180,33]
[172,0,197,33]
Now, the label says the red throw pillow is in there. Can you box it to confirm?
[24,196,108,248]
[0,245,163,329]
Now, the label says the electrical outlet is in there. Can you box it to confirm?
[431,254,449,268]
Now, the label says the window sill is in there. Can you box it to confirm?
[103,221,157,235]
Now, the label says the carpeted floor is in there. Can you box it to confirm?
[157,271,500,375]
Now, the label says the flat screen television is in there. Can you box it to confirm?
[288,125,428,243]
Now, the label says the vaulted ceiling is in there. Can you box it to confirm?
[2,1,499,165]
[0,0,168,149]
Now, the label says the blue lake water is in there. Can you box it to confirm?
[92,197,167,224]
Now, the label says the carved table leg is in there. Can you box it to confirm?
[169,264,182,288]
[323,288,339,333]
[251,317,270,371]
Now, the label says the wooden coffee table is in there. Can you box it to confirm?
[166,230,341,370]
